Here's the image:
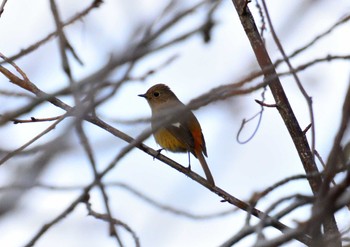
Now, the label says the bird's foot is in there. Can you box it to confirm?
[153,148,164,160]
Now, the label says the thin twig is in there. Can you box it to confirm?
[0,181,238,219]
[321,81,350,192]
[0,114,68,166]
[85,201,140,247]
[302,123,312,135]
[314,150,337,186]
[236,86,267,144]
[12,115,64,124]
[0,0,102,65]
[261,0,316,159]
[255,194,313,243]
[0,90,34,98]
[0,0,8,17]
[75,122,122,244]
[221,194,312,247]
[277,13,350,66]
[254,0,266,39]
[255,99,277,108]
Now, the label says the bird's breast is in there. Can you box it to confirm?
[154,128,187,153]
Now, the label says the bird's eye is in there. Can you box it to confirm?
[153,91,160,97]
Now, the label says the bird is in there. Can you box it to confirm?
[138,84,215,186]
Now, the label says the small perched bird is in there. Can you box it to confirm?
[138,84,215,186]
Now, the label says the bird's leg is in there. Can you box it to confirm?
[187,152,191,170]
[153,148,164,160]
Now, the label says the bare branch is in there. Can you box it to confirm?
[12,115,64,124]
[0,0,102,65]
[0,114,67,166]
[85,200,140,247]
[261,0,316,159]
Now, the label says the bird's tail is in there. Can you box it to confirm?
[196,151,215,186]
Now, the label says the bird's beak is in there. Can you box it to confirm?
[138,93,147,98]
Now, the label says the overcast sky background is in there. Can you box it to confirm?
[0,0,349,246]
